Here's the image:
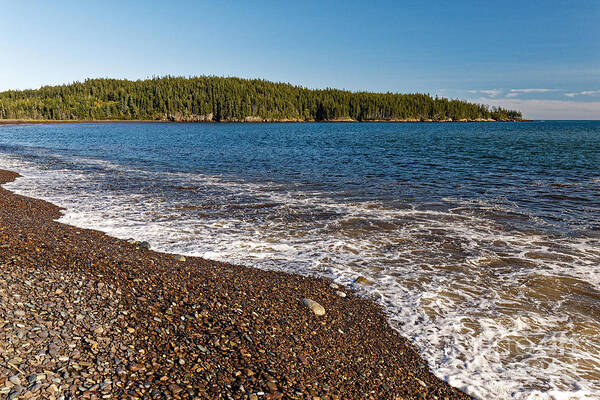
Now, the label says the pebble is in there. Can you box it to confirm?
[93,326,104,334]
[7,387,23,400]
[0,169,470,400]
[416,378,428,388]
[8,376,21,386]
[302,298,326,316]
[129,363,143,372]
[168,383,183,394]
[8,375,21,386]
[335,291,346,298]
[29,382,42,393]
[354,276,372,285]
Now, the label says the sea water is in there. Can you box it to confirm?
[0,121,599,399]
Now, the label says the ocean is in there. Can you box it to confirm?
[0,121,598,399]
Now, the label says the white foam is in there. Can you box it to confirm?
[1,152,599,400]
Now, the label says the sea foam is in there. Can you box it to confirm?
[1,151,599,400]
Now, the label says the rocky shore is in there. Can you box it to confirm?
[0,169,471,400]
[0,117,528,125]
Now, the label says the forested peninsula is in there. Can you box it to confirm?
[0,76,522,122]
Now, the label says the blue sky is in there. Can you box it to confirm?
[1,0,598,119]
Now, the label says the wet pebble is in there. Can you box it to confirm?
[354,276,372,285]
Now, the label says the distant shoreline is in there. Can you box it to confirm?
[0,118,531,125]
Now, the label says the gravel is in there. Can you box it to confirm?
[0,169,471,399]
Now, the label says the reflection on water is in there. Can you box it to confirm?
[0,121,599,399]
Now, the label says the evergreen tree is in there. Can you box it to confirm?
[0,76,522,122]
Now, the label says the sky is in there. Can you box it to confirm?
[1,0,598,119]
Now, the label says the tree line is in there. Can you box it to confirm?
[0,76,523,122]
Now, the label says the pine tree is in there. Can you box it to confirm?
[0,76,522,122]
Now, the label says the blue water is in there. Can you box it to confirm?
[1,121,599,233]
[1,121,599,399]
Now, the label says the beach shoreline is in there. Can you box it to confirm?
[0,168,471,399]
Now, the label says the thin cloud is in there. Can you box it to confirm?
[468,97,600,120]
[468,89,502,97]
[480,89,502,97]
[565,90,600,97]
[505,92,520,98]
[509,88,558,93]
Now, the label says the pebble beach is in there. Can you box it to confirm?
[0,169,471,400]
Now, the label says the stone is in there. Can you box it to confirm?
[128,363,143,372]
[416,378,427,388]
[354,276,371,285]
[168,383,183,394]
[174,255,186,262]
[302,298,325,316]
[8,376,21,386]
[139,241,150,249]
[266,381,277,392]
[329,283,339,289]
[335,291,346,298]
[7,386,23,400]
[29,382,42,393]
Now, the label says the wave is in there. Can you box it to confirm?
[1,151,600,399]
